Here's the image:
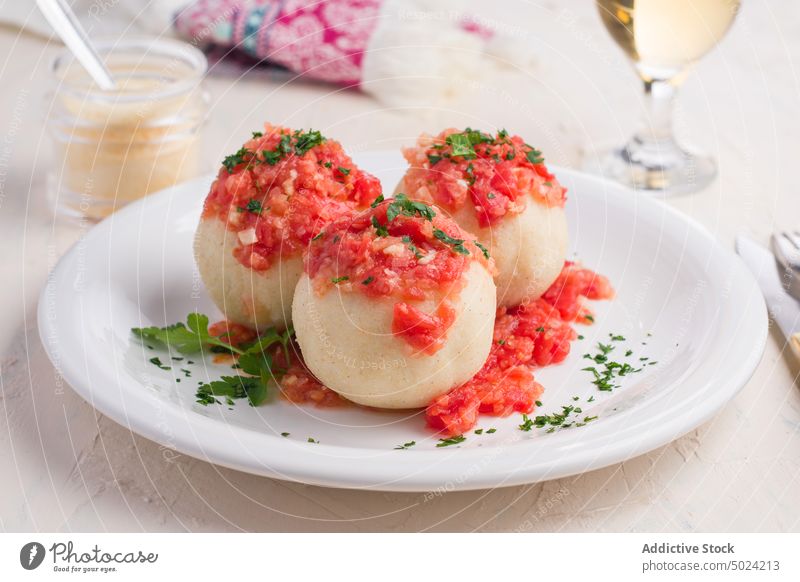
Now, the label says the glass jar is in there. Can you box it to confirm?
[46,38,209,221]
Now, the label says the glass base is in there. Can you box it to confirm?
[584,136,717,197]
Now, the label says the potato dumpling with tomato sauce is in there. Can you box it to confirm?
[292,195,497,409]
[396,128,568,307]
[195,124,381,331]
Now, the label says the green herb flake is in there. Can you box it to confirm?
[331,276,349,284]
[386,193,436,222]
[436,435,466,447]
[362,276,374,285]
[245,199,263,214]
[433,228,469,255]
[222,147,251,173]
[149,357,171,371]
[395,440,416,450]
[371,215,389,237]
[525,148,544,165]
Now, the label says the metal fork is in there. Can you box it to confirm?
[770,231,800,301]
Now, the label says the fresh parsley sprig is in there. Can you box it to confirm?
[133,314,294,408]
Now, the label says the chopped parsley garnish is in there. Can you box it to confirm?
[261,149,282,165]
[311,232,325,241]
[195,375,266,407]
[371,215,388,237]
[402,235,423,259]
[251,131,263,138]
[525,148,544,165]
[444,128,493,159]
[222,147,251,173]
[519,405,581,432]
[362,276,374,285]
[243,199,263,214]
[337,166,351,176]
[486,428,496,434]
[235,128,328,170]
[433,228,469,255]
[149,357,170,371]
[386,193,436,222]
[475,241,490,259]
[436,435,466,447]
[331,276,349,284]
[581,338,645,391]
[281,432,290,437]
[474,429,484,435]
[445,133,476,158]
[395,441,416,450]
[427,154,442,166]
[292,129,326,154]
[465,162,475,185]
[307,437,319,444]
[535,326,545,332]
[370,194,385,208]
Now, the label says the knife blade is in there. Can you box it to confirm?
[736,234,800,358]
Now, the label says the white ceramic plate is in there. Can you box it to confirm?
[38,151,767,492]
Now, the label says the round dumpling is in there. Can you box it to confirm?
[396,128,568,307]
[292,195,497,409]
[194,124,381,331]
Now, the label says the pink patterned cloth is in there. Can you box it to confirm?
[174,0,384,87]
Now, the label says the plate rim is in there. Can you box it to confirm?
[37,158,768,492]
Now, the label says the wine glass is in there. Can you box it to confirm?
[588,0,741,195]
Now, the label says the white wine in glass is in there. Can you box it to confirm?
[590,0,741,195]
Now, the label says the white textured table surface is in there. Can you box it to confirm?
[2,0,799,532]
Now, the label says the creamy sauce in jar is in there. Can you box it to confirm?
[47,39,208,220]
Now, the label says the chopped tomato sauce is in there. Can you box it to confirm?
[306,198,492,354]
[392,301,457,356]
[208,320,257,346]
[202,124,381,271]
[541,261,615,322]
[401,128,567,228]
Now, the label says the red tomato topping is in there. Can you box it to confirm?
[401,128,567,228]
[425,262,614,435]
[208,320,257,346]
[392,301,457,356]
[541,261,615,322]
[305,196,493,354]
[202,124,381,271]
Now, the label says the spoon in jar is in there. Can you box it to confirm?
[36,0,116,90]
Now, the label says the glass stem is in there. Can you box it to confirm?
[634,78,678,146]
